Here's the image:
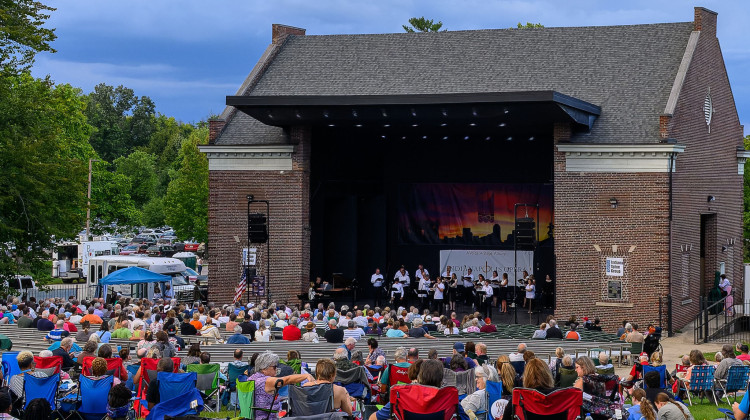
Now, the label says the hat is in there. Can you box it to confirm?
[166,325,177,335]
[425,315,432,322]
[453,342,465,352]
[484,317,492,324]
[639,352,648,358]
[301,313,310,319]
[305,322,315,330]
[583,317,589,321]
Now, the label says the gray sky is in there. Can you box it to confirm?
[34,0,749,134]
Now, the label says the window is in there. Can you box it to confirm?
[607,280,622,299]
[681,252,691,298]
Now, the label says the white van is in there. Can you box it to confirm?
[87,255,189,301]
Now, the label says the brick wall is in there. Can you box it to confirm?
[668,7,745,329]
[207,126,311,305]
[554,123,671,331]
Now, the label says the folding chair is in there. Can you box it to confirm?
[286,383,340,419]
[186,363,220,411]
[125,363,140,391]
[509,361,525,377]
[33,355,63,376]
[379,364,411,403]
[135,357,181,417]
[69,374,114,420]
[642,365,668,388]
[680,365,717,406]
[717,365,750,404]
[23,372,63,418]
[222,363,248,413]
[335,366,370,401]
[557,367,578,388]
[145,387,203,420]
[81,356,125,380]
[472,380,504,420]
[236,378,284,420]
[1,351,20,386]
[512,387,583,420]
[390,384,459,420]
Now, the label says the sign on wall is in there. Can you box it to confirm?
[242,248,257,266]
[439,249,533,281]
[605,257,624,277]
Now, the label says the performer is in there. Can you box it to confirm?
[394,266,411,306]
[499,272,509,314]
[371,268,385,307]
[525,276,536,313]
[415,264,429,283]
[489,270,500,310]
[433,276,445,315]
[390,278,405,305]
[480,277,494,319]
[417,272,431,312]
[447,273,458,311]
[462,268,475,307]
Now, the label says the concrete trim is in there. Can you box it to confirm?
[595,302,634,308]
[664,31,700,116]
[556,143,686,173]
[737,150,750,175]
[199,145,294,171]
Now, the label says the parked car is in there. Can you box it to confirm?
[120,244,149,255]
[183,242,200,252]
[147,245,176,258]
[157,237,177,245]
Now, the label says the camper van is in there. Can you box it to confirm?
[86,255,190,301]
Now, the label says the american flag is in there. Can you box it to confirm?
[233,268,247,304]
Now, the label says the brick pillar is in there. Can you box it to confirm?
[694,7,717,36]
[208,119,225,145]
[272,24,306,44]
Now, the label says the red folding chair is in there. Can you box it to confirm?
[81,356,126,381]
[33,356,63,376]
[390,384,459,420]
[135,357,181,417]
[512,387,583,420]
[379,363,412,403]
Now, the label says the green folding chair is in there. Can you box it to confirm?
[237,379,256,418]
[186,363,220,411]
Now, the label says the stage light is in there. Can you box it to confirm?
[328,124,335,127]
[528,136,535,141]
[469,123,477,127]
[412,123,419,127]
[442,136,449,140]
[401,136,407,140]
[294,110,302,119]
[355,124,362,128]
[464,136,470,140]
[472,107,478,116]
[381,135,386,139]
[352,110,358,117]
[267,112,273,119]
[498,123,506,127]
[383,124,390,128]
[411,108,417,117]
[440,123,448,127]
[485,136,491,141]
[506,136,513,141]
[504,108,509,114]
[422,135,428,139]
[323,111,329,118]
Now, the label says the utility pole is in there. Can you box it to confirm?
[86,159,100,241]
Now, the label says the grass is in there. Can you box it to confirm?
[686,398,735,420]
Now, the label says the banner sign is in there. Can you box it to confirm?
[605,257,624,277]
[439,250,533,281]
[398,183,553,246]
[250,275,266,296]
[242,248,257,266]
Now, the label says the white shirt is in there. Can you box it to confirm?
[391,282,404,297]
[441,271,452,279]
[394,271,410,286]
[525,284,536,299]
[415,268,429,281]
[463,273,474,288]
[434,282,445,300]
[418,278,430,296]
[481,284,493,297]
[371,273,384,287]
[719,278,731,291]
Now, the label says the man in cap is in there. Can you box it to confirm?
[447,342,477,369]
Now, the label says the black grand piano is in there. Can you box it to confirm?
[298,273,357,308]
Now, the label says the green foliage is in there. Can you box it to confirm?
[744,135,750,261]
[0,73,93,283]
[403,17,444,33]
[0,0,56,74]
[85,83,156,162]
[164,128,209,243]
[515,22,545,29]
[142,196,166,227]
[91,161,140,231]
[113,150,157,207]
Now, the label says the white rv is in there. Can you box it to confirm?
[86,255,190,301]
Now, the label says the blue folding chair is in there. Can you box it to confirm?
[718,365,750,404]
[1,352,20,386]
[71,375,114,420]
[682,365,717,406]
[145,372,202,420]
[125,363,140,391]
[471,380,503,420]
[643,364,668,388]
[23,372,60,412]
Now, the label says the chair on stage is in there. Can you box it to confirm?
[390,384,459,420]
[511,387,583,420]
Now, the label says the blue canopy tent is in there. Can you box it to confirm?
[99,267,172,299]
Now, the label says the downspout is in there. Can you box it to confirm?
[667,150,675,337]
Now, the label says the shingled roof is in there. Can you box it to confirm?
[217,21,694,145]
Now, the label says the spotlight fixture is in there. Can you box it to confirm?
[294,110,302,119]
[506,136,512,141]
[352,110,358,117]
[440,123,448,127]
[469,123,477,127]
[411,123,418,127]
[380,135,386,139]
[328,123,335,127]
[498,123,506,127]
[383,124,390,128]
[442,136,449,140]
[504,109,509,114]
[464,136,470,140]
[422,135,428,139]
[485,136,491,141]
[609,197,618,209]
[528,136,535,141]
[401,136,407,140]
[355,124,362,128]
[707,195,716,202]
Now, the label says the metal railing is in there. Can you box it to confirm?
[16,283,87,302]
[694,294,750,344]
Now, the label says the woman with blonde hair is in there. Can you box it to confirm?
[650,351,663,367]
[627,388,656,420]
[495,355,518,393]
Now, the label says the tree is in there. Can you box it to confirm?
[0,0,56,74]
[113,150,157,208]
[164,128,209,242]
[0,73,93,284]
[90,161,140,231]
[85,83,156,162]
[403,17,444,33]
[515,22,544,29]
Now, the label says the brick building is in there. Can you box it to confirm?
[200,7,746,331]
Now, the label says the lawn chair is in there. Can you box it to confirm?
[286,382,348,420]
[335,366,370,401]
[135,357,181,417]
[186,363,220,411]
[236,377,285,420]
[125,363,140,391]
[69,374,114,420]
[33,355,63,376]
[512,387,583,420]
[717,365,750,404]
[379,363,410,404]
[642,365,668,389]
[81,356,125,380]
[23,372,63,418]
[557,367,578,388]
[680,365,718,406]
[509,361,525,377]
[145,371,202,420]
[471,380,504,420]
[222,363,248,413]
[390,384,459,420]
[1,352,20,386]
